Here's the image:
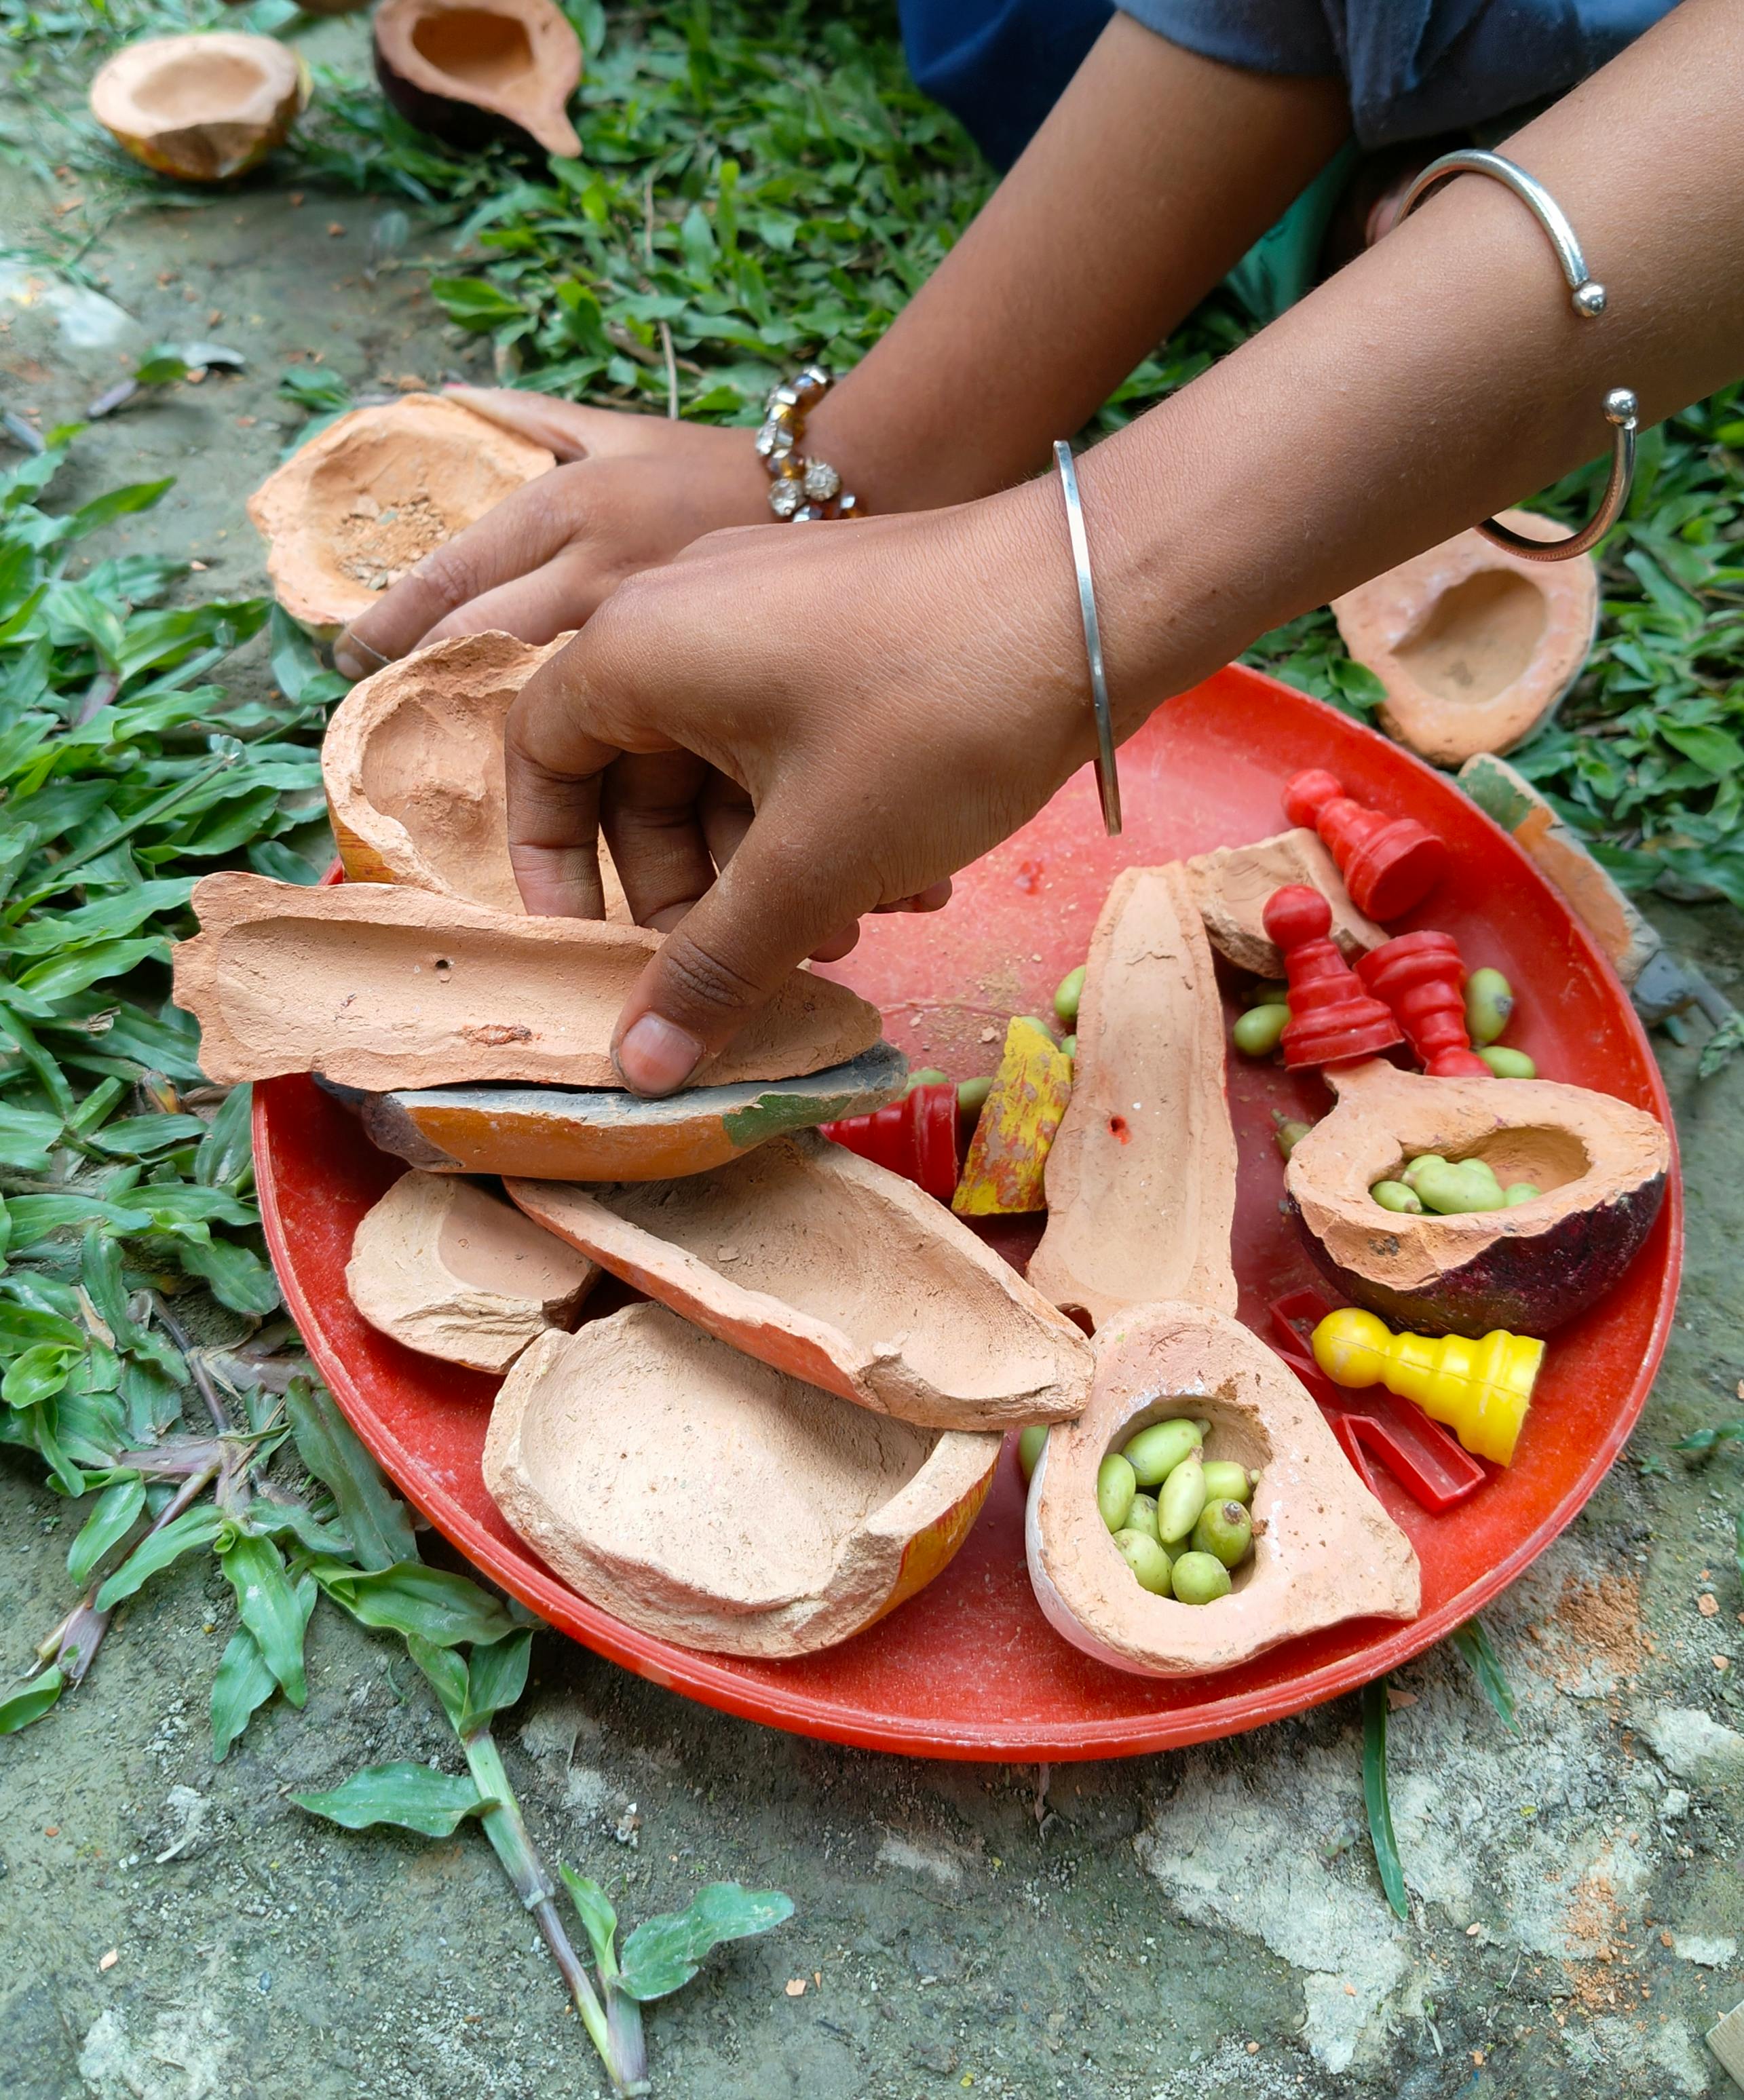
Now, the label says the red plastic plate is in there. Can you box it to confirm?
[254,664,1681,1760]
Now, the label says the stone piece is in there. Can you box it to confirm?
[1185,828,1384,976]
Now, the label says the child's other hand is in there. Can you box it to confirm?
[331,387,769,679]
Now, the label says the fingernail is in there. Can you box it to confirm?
[333,641,365,681]
[616,1014,704,1096]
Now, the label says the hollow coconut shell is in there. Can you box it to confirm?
[248,398,554,640]
[345,1170,595,1373]
[1184,828,1384,978]
[1285,1058,1669,1338]
[504,1131,1095,1431]
[1026,1301,1420,1677]
[483,1303,1000,1658]
[172,871,884,1094]
[322,630,629,921]
[1029,865,1238,1331]
[90,33,309,184]
[1333,510,1599,767]
[373,0,582,159]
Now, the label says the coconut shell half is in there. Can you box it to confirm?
[483,1303,1000,1657]
[374,0,582,159]
[90,33,308,184]
[248,398,554,640]
[1286,1058,1669,1337]
[1333,510,1599,767]
[504,1132,1095,1430]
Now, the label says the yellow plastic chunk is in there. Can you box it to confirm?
[1310,1305,1542,1467]
[951,1016,1073,1217]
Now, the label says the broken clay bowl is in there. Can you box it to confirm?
[90,33,309,184]
[1184,828,1384,977]
[504,1131,1095,1430]
[373,0,582,159]
[483,1303,1001,1658]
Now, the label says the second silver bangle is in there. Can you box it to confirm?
[1053,440,1122,838]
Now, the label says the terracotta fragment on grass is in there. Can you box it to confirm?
[373,0,582,159]
[1029,865,1238,1331]
[1026,1300,1421,1676]
[1333,510,1599,766]
[505,1131,1094,1430]
[248,397,553,638]
[345,1170,594,1373]
[89,33,308,183]
[172,873,884,1093]
[1184,827,1384,976]
[483,1303,1000,1657]
[1286,1057,1669,1337]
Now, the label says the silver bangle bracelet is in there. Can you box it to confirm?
[1053,440,1122,837]
[1396,148,1637,563]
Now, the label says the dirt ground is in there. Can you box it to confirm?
[4,43,1744,2100]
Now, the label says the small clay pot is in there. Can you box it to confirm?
[373,0,582,159]
[90,33,309,184]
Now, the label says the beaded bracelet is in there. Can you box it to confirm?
[755,365,859,522]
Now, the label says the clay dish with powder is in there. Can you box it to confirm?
[346,1170,594,1373]
[484,1303,1000,1658]
[1333,512,1599,767]
[322,630,632,921]
[1185,828,1384,977]
[374,0,582,158]
[504,1132,1094,1430]
[1027,1301,1420,1675]
[90,33,308,183]
[1287,1059,1669,1337]
[172,873,884,1094]
[1029,864,1238,1331]
[248,398,553,638]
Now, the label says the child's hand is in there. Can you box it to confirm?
[332,388,769,679]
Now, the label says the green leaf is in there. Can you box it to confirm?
[0,1101,62,1170]
[64,480,175,540]
[618,1882,795,2002]
[178,1235,281,1315]
[1361,1679,1409,1922]
[1678,1420,1744,1455]
[193,1084,252,1188]
[429,277,527,328]
[212,1569,316,1759]
[1698,1012,1744,1081]
[560,1864,620,1977]
[1448,1618,1519,1736]
[1661,722,1744,778]
[216,1529,307,1706]
[94,1504,226,1609]
[292,1761,491,1837]
[311,1561,516,1649]
[285,1381,419,1572]
[463,1627,533,1733]
[407,1632,469,1732]
[2,1341,77,1408]
[67,1474,145,1586]
[0,1665,64,1735]
[11,936,166,1008]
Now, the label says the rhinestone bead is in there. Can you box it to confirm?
[802,457,841,501]
[791,365,830,403]
[767,480,803,519]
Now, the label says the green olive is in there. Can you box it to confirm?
[1232,1004,1290,1058]
[1190,1499,1255,1570]
[1097,1453,1137,1535]
[1503,1182,1542,1207]
[1413,1158,1506,1215]
[905,1067,948,1092]
[1465,968,1515,1047]
[1059,1033,1076,1063]
[1017,1424,1048,1481]
[1479,1045,1537,1079]
[1274,1118,1312,1162]
[1201,1460,1255,1506]
[957,1075,993,1121]
[1054,966,1086,1027]
[1122,1491,1161,1544]
[1157,1453,1207,1545]
[1170,1551,1233,1605]
[1400,1154,1448,1190]
[1245,979,1289,1009]
[1371,1179,1424,1214]
[1121,1417,1202,1487]
[1114,1529,1174,1595]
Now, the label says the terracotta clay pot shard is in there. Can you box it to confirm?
[346,1170,595,1373]
[1029,864,1238,1331]
[249,400,554,640]
[90,34,308,185]
[1286,1059,1669,1337]
[504,1132,1095,1430]
[172,873,884,1093]
[483,1303,1001,1658]
[1185,828,1384,977]
[1333,511,1599,767]
[1026,1301,1420,1677]
[374,0,582,159]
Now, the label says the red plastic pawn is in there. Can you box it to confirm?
[1283,768,1449,921]
[1262,885,1404,1069]
[820,1082,961,1202]
[1357,931,1492,1078]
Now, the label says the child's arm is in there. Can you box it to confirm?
[501,0,1744,1095]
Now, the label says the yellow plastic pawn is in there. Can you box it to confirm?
[1310,1306,1542,1467]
